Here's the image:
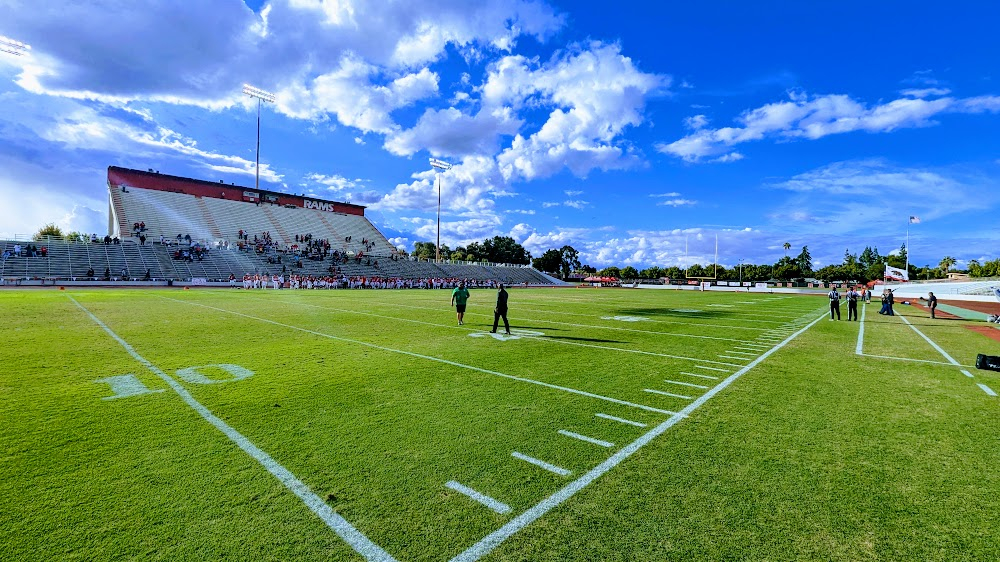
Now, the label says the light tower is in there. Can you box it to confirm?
[429,158,452,262]
[0,35,30,56]
[242,84,275,191]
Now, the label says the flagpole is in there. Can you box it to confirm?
[905,217,909,278]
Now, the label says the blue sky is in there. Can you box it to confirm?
[1,0,998,269]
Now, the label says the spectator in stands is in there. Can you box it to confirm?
[1,249,10,260]
[91,233,98,243]
[104,267,111,281]
[143,269,151,281]
[139,234,146,245]
[86,267,94,279]
[451,281,470,326]
[13,243,21,257]
[40,246,47,257]
[490,283,511,335]
[121,268,128,280]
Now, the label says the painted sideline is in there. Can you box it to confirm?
[67,296,397,562]
[449,309,828,562]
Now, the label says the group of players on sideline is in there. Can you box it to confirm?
[826,286,939,320]
[234,273,508,290]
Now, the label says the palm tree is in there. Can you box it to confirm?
[783,242,791,257]
[939,256,956,276]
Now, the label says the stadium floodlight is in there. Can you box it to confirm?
[429,158,452,263]
[243,84,275,192]
[0,35,30,57]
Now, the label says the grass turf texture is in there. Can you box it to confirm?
[0,288,997,561]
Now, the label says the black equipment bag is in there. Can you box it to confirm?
[975,354,1000,372]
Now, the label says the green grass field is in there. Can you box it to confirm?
[2,287,999,561]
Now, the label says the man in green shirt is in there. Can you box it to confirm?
[450,281,470,325]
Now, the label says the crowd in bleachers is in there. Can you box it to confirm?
[2,244,47,258]
[235,273,502,290]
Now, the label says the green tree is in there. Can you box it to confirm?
[783,242,791,257]
[815,264,845,283]
[773,262,802,281]
[794,246,813,275]
[482,236,530,265]
[968,259,982,277]
[664,266,684,280]
[413,241,449,261]
[859,246,881,269]
[620,266,639,280]
[686,263,706,278]
[599,266,621,278]
[64,230,88,243]
[559,245,581,278]
[532,249,563,274]
[939,256,956,275]
[639,266,664,279]
[578,264,597,275]
[34,223,64,241]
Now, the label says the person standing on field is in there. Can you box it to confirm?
[451,281,470,325]
[928,291,938,319]
[490,283,511,335]
[846,287,860,321]
[828,286,841,320]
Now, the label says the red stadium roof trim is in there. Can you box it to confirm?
[107,166,367,215]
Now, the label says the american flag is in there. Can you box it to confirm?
[909,216,920,224]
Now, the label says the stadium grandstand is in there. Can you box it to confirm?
[0,167,558,286]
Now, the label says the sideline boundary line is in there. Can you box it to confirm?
[899,315,960,365]
[449,310,829,562]
[67,296,397,562]
[161,297,671,414]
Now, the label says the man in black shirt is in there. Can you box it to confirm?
[490,283,511,335]
[928,291,938,319]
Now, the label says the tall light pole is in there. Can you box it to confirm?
[429,158,452,262]
[242,84,275,191]
[738,258,745,285]
[0,35,30,57]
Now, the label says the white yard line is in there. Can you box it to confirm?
[899,315,961,366]
[860,353,971,367]
[162,297,673,415]
[450,310,828,562]
[388,301,754,340]
[663,379,709,389]
[445,481,511,515]
[511,452,573,476]
[558,430,614,448]
[68,297,398,562]
[678,371,719,380]
[694,365,730,373]
[960,370,975,378]
[978,383,998,397]
[855,299,867,355]
[595,413,647,427]
[717,355,750,362]
[398,299,803,326]
[268,297,746,368]
[643,389,692,400]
